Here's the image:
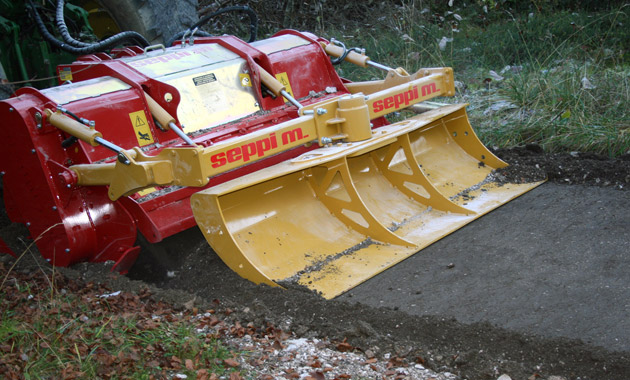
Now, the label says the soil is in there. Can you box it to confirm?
[1,145,629,380]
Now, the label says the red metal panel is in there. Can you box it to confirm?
[0,31,362,270]
[0,90,138,267]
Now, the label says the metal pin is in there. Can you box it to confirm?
[280,90,303,109]
[168,122,196,146]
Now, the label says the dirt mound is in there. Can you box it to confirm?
[495,144,630,190]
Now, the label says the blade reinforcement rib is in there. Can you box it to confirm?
[191,105,544,298]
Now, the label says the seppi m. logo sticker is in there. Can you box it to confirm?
[372,83,440,113]
[210,127,310,168]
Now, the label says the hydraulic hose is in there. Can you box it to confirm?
[166,6,258,47]
[28,0,149,55]
[55,0,149,49]
[55,0,92,47]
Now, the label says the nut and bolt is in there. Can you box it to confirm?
[35,112,42,129]
[321,137,333,144]
[316,108,327,115]
[65,248,71,253]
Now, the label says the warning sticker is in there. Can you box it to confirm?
[275,72,294,101]
[59,67,73,82]
[128,110,154,146]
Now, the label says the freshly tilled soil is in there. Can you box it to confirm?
[1,146,629,379]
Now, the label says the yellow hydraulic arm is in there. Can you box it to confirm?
[48,68,454,201]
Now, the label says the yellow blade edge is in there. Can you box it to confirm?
[191,104,545,299]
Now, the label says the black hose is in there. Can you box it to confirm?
[55,0,91,47]
[56,0,149,48]
[166,6,258,47]
[28,0,150,55]
[329,39,363,65]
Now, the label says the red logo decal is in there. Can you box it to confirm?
[210,128,310,169]
[372,83,440,113]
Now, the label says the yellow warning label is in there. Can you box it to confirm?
[275,72,294,102]
[239,73,252,87]
[59,67,73,82]
[129,110,154,146]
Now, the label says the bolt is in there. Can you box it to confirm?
[9,107,14,112]
[35,112,42,129]
[26,222,31,227]
[321,137,332,144]
[316,108,327,115]
[52,206,57,211]
[164,92,173,103]
[65,248,70,253]
[0,171,4,176]
[31,149,36,154]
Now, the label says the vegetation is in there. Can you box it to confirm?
[217,0,629,156]
[0,257,245,379]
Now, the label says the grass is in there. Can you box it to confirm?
[0,256,245,379]
[309,3,630,156]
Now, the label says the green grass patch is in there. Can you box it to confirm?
[316,4,629,156]
[0,264,244,379]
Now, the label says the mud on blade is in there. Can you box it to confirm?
[191,105,544,299]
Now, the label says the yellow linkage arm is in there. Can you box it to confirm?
[70,70,454,201]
